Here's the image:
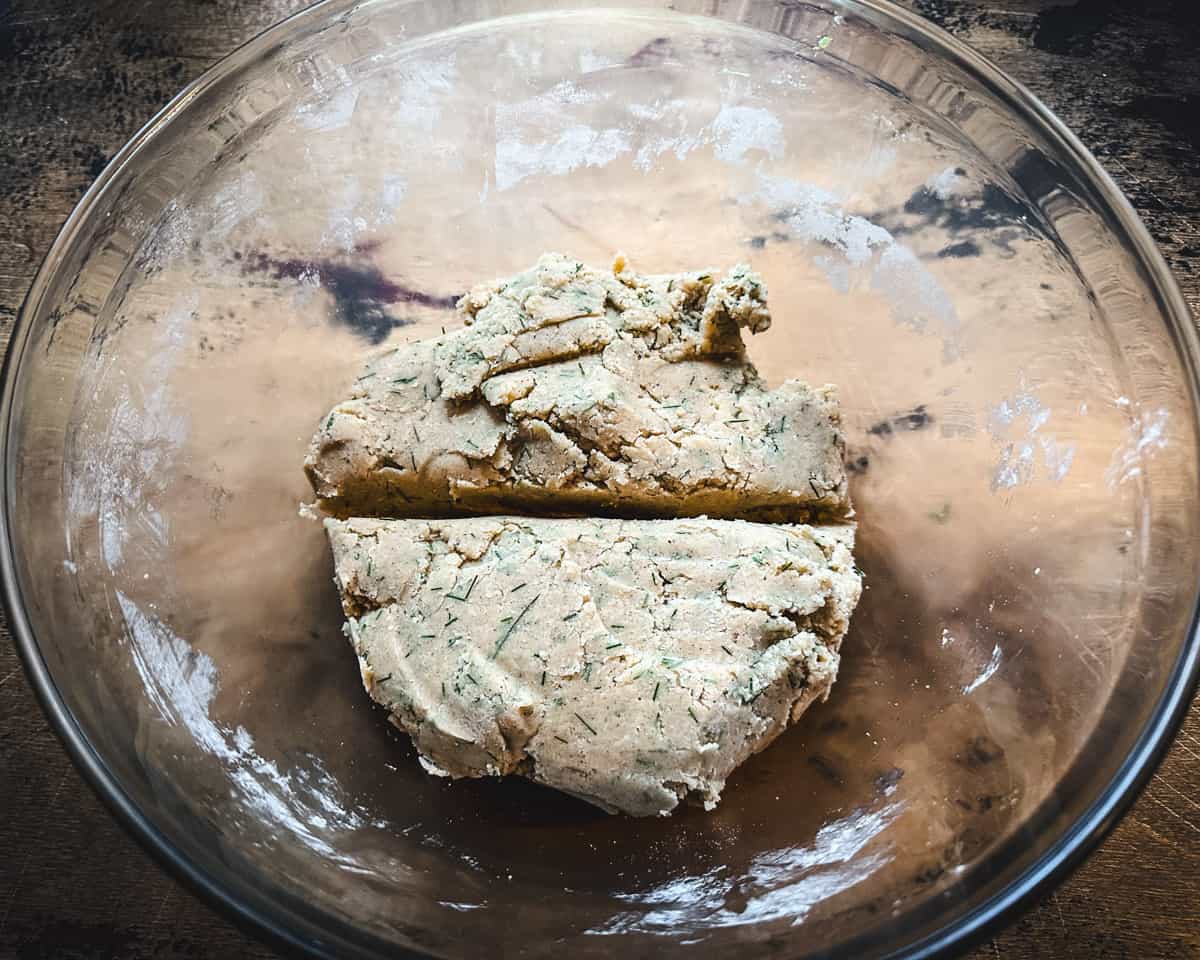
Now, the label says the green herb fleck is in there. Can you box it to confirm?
[817,34,832,49]
[574,713,598,736]
[325,412,335,432]
[446,575,479,602]
[492,593,540,658]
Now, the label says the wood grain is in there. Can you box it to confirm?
[1,0,1198,956]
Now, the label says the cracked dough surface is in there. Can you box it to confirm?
[305,253,848,521]
[326,516,860,817]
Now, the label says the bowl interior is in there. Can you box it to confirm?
[8,1,1200,957]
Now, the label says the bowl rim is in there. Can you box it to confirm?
[3,1,1198,958]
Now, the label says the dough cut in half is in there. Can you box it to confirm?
[306,254,849,523]
[326,515,861,817]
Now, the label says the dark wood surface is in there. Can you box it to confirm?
[1,1,1198,957]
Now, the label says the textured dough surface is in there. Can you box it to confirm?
[326,516,861,816]
[305,254,848,521]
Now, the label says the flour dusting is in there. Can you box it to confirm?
[1106,407,1170,489]
[69,293,193,572]
[749,172,960,352]
[118,589,380,857]
[989,380,1076,490]
[711,104,786,165]
[589,803,900,934]
[925,165,964,200]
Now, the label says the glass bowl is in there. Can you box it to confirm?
[5,0,1199,957]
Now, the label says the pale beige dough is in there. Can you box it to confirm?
[305,254,848,522]
[326,516,861,816]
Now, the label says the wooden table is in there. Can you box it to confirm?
[1,1,1197,956]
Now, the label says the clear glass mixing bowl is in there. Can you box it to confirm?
[5,1,1199,957]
